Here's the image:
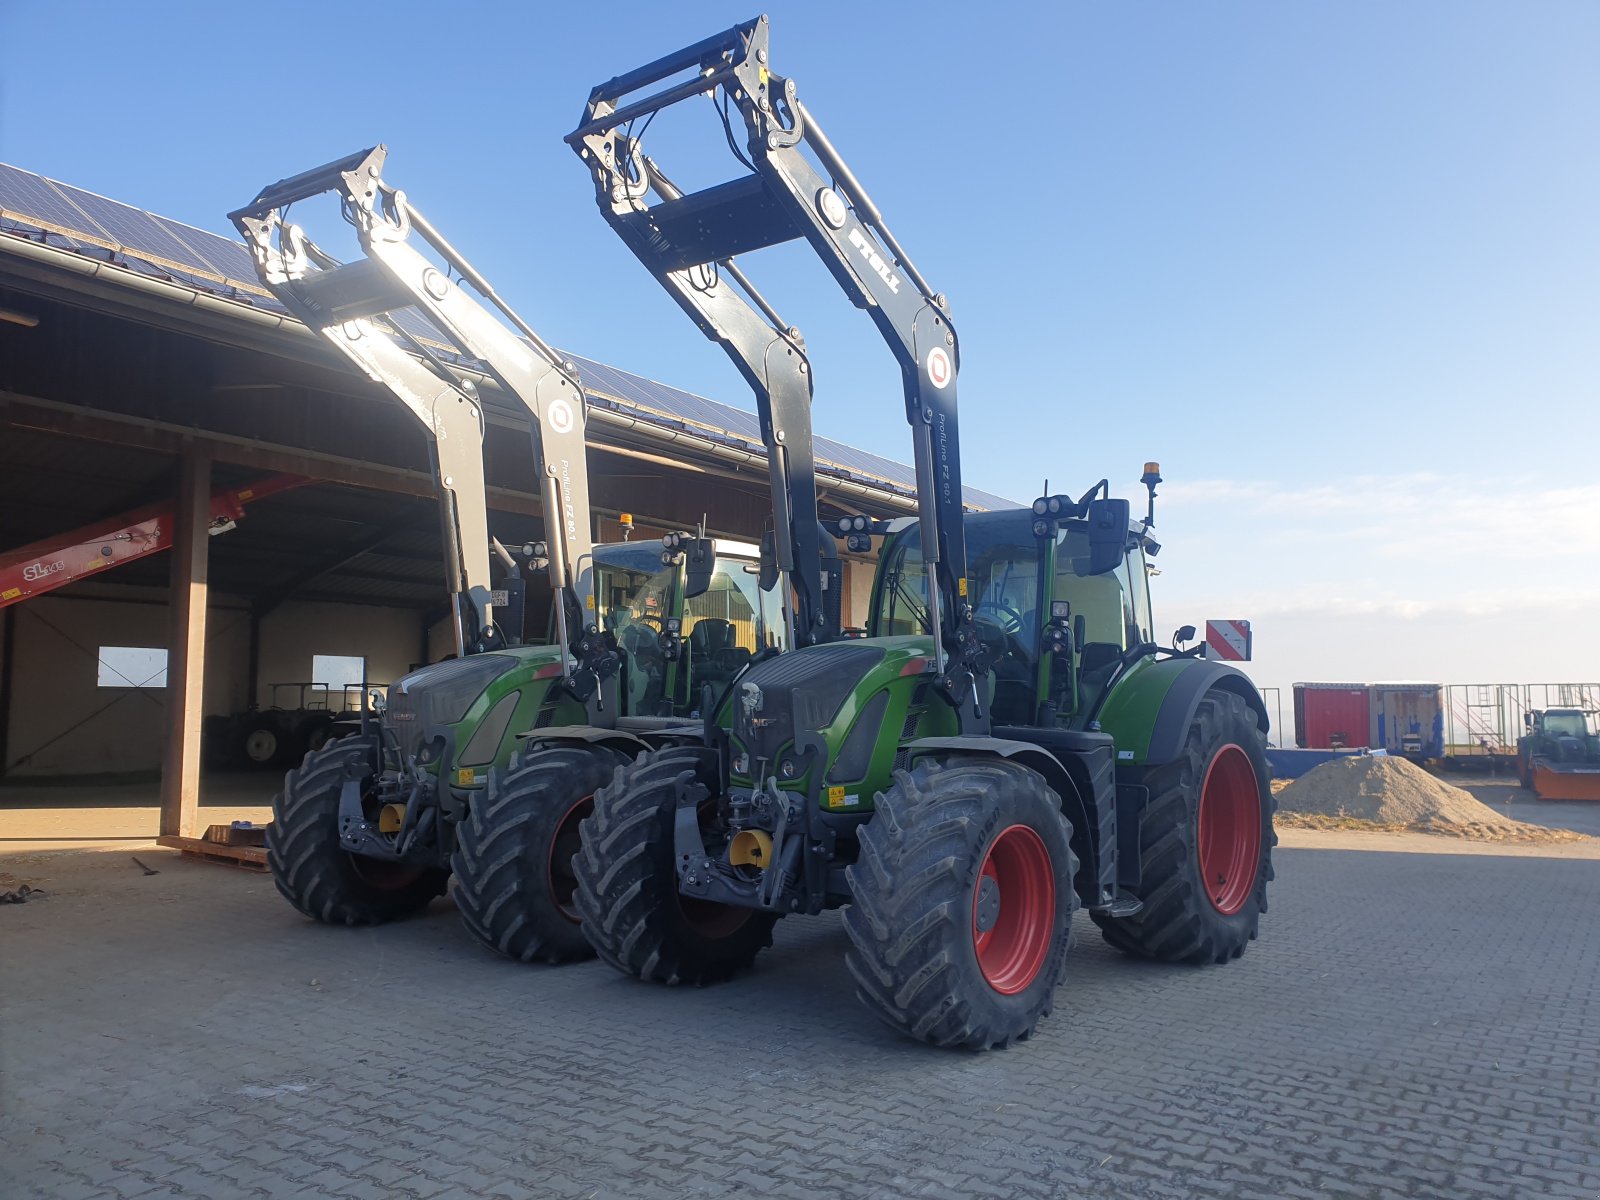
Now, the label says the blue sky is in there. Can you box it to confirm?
[2,1,1597,705]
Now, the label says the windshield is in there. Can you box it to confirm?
[592,544,678,637]
[1544,712,1591,738]
[873,512,1042,651]
[684,559,789,655]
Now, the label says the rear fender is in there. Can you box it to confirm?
[1099,658,1267,767]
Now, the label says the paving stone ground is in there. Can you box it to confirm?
[3,834,1599,1199]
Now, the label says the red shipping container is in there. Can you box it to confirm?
[1294,683,1372,750]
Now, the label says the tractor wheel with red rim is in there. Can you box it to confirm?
[267,733,449,926]
[450,743,627,964]
[572,744,778,985]
[844,758,1076,1050]
[1092,689,1275,964]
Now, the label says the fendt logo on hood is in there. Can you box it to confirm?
[847,227,900,294]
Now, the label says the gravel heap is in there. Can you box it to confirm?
[1276,755,1582,842]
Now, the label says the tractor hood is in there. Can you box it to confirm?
[730,636,941,796]
[384,646,564,763]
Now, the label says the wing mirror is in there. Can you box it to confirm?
[684,537,716,599]
[1086,497,1131,576]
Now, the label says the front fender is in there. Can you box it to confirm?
[904,736,1077,807]
[1097,657,1267,767]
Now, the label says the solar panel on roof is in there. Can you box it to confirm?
[147,214,230,276]
[0,159,1016,509]
[0,165,111,239]
[47,180,228,279]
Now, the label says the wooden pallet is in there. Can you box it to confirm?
[155,834,268,871]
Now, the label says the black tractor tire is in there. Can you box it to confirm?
[267,733,448,926]
[449,744,627,965]
[843,758,1077,1050]
[1092,689,1275,964]
[572,744,777,985]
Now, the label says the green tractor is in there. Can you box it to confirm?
[566,19,1276,1048]
[231,149,795,958]
[1518,708,1600,801]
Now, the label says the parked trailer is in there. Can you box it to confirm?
[1369,682,1443,761]
[1294,683,1371,750]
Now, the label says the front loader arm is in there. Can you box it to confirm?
[230,148,616,709]
[571,53,838,650]
[569,17,981,726]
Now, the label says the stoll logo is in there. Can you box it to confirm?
[847,227,900,294]
[22,559,67,583]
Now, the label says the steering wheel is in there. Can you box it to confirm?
[619,621,663,657]
[976,601,1025,635]
[973,602,1028,663]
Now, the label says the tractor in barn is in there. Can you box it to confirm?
[567,17,1276,1048]
[231,150,801,959]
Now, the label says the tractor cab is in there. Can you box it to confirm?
[870,510,1155,727]
[1532,709,1596,744]
[583,538,786,721]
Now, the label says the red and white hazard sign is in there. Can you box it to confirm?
[926,346,952,390]
[1204,619,1252,661]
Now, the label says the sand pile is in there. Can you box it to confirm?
[1276,756,1583,843]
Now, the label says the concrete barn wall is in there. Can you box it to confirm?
[252,601,421,707]
[3,594,424,778]
[3,596,242,777]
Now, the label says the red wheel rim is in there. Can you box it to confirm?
[1196,744,1262,915]
[972,824,1056,995]
[547,795,595,923]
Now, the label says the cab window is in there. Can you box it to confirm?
[683,559,787,708]
[1053,531,1152,650]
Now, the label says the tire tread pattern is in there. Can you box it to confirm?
[572,745,776,985]
[843,758,1078,1050]
[266,734,446,926]
[1091,690,1276,963]
[449,744,624,964]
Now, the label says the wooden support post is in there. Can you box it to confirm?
[160,449,210,838]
